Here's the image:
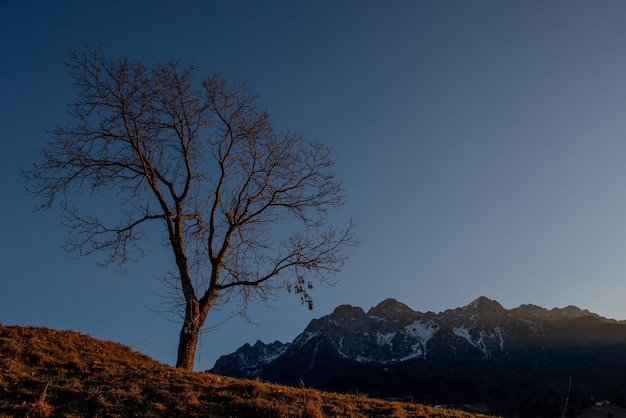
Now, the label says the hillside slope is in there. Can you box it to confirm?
[0,324,491,418]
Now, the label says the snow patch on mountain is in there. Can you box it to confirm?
[376,331,396,346]
[452,325,505,356]
[405,320,438,341]
[453,326,473,344]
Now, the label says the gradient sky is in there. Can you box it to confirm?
[3,1,626,370]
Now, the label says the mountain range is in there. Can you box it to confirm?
[210,296,626,417]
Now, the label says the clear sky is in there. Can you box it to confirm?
[2,1,626,370]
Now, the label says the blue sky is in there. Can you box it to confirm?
[2,1,626,370]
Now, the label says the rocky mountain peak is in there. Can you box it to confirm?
[549,305,596,320]
[511,303,602,322]
[329,304,366,320]
[510,303,548,318]
[461,296,505,313]
[210,338,289,379]
[367,298,415,318]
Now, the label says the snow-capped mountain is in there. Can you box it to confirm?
[212,296,622,375]
[210,297,626,417]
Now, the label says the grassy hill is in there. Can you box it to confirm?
[0,324,493,418]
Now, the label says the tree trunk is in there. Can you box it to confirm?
[176,317,200,371]
[175,293,217,370]
[176,293,201,370]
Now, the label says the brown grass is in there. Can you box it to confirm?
[0,324,494,417]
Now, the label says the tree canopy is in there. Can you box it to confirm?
[24,47,357,370]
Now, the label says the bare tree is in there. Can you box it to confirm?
[23,47,357,371]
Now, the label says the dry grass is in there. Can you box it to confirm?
[0,324,494,417]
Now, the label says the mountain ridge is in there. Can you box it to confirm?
[212,296,624,374]
[211,296,626,418]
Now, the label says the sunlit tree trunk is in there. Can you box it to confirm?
[176,306,200,370]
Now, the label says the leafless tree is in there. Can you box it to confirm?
[23,47,357,371]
